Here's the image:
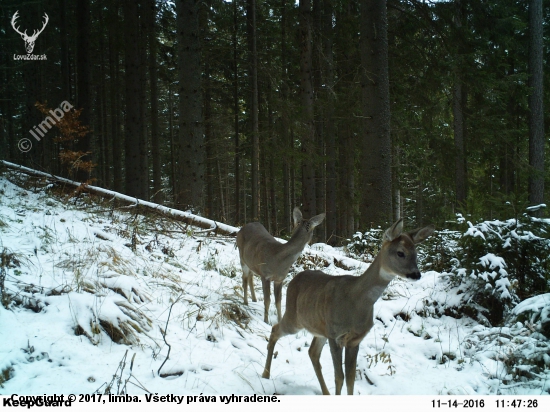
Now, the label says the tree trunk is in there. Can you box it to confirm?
[323,0,336,244]
[393,144,401,222]
[98,9,109,188]
[147,0,162,204]
[233,0,241,225]
[501,64,517,197]
[261,150,269,228]
[59,0,71,102]
[168,83,176,204]
[290,129,296,217]
[97,65,107,186]
[267,79,278,234]
[204,60,214,219]
[453,80,467,209]
[108,1,122,192]
[124,0,145,198]
[528,0,545,212]
[5,49,17,163]
[75,0,92,182]
[360,0,392,228]
[299,0,317,217]
[269,154,278,235]
[138,1,149,200]
[313,0,325,233]
[217,159,226,222]
[175,0,205,211]
[416,179,424,227]
[280,0,292,235]
[340,126,356,238]
[453,0,467,210]
[247,0,260,221]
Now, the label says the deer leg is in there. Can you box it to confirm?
[241,264,250,305]
[328,338,344,395]
[344,345,359,395]
[262,322,284,378]
[273,281,283,323]
[261,278,271,323]
[262,314,300,379]
[309,337,330,395]
[248,272,257,303]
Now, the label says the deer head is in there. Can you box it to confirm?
[11,11,49,54]
[381,218,435,280]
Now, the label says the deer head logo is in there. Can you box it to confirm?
[11,11,49,54]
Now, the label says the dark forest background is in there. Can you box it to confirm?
[0,0,548,245]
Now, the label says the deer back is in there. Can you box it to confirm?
[283,270,373,346]
[237,222,288,278]
[236,209,325,281]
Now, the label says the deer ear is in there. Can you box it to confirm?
[408,225,435,244]
[308,213,326,231]
[384,219,403,242]
[293,207,303,226]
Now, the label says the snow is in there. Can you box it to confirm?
[513,294,550,317]
[0,171,549,396]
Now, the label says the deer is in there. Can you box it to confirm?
[262,218,434,395]
[236,207,325,324]
[11,11,49,54]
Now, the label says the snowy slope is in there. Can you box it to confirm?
[0,171,548,395]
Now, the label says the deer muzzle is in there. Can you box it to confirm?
[406,271,421,280]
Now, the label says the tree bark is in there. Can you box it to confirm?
[453,0,467,210]
[75,0,92,182]
[108,1,122,193]
[59,0,71,102]
[138,1,149,200]
[528,0,545,212]
[175,0,205,211]
[124,0,145,198]
[299,0,317,217]
[280,0,292,235]
[393,144,401,222]
[147,0,162,204]
[98,7,109,188]
[5,49,16,163]
[168,82,176,204]
[204,60,214,219]
[247,0,260,221]
[313,0,325,234]
[322,0,337,244]
[360,0,392,228]
[233,0,241,225]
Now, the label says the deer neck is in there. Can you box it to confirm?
[353,251,394,305]
[277,231,310,263]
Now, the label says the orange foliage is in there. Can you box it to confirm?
[35,101,95,182]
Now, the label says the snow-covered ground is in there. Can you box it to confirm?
[0,171,548,395]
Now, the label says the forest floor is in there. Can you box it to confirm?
[0,170,548,395]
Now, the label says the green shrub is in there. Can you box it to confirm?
[448,211,550,325]
[346,229,382,261]
[417,229,460,273]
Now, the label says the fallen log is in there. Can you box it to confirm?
[0,160,239,236]
[1,160,365,270]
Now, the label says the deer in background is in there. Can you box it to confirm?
[237,207,325,324]
[262,218,434,395]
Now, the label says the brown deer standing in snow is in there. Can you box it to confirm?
[262,218,434,395]
[236,207,325,324]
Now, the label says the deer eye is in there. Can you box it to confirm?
[397,251,405,258]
